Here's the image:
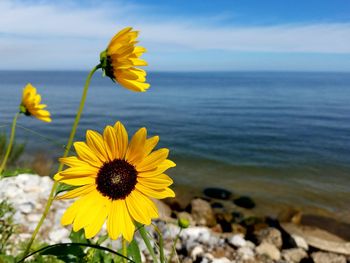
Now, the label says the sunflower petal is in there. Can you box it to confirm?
[59,156,89,168]
[84,201,108,239]
[143,136,159,157]
[137,174,173,188]
[103,126,118,161]
[73,191,100,232]
[74,142,102,167]
[107,200,122,240]
[86,130,108,162]
[125,191,151,225]
[136,183,175,199]
[136,148,169,171]
[120,200,135,242]
[138,159,176,178]
[58,176,96,186]
[125,127,147,165]
[56,184,96,200]
[114,121,128,159]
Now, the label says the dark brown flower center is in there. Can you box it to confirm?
[96,159,138,200]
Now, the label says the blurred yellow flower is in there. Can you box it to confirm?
[20,83,51,123]
[100,27,150,92]
[54,121,175,241]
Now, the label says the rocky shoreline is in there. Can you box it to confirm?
[1,174,349,262]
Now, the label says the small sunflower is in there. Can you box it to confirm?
[100,27,150,92]
[54,121,175,241]
[20,83,51,122]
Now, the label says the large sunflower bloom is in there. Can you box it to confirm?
[20,83,51,122]
[100,27,150,92]
[54,121,175,241]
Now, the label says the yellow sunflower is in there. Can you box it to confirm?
[54,121,175,241]
[100,27,150,92]
[20,83,51,122]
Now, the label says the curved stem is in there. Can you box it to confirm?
[136,223,159,263]
[122,237,127,263]
[169,228,182,263]
[23,64,101,256]
[17,242,135,263]
[0,112,20,176]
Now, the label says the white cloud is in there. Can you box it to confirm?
[0,0,349,70]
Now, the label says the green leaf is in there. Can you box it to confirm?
[40,243,85,263]
[127,239,142,263]
[0,254,16,263]
[17,243,135,263]
[1,168,33,178]
[55,183,78,196]
[69,229,88,244]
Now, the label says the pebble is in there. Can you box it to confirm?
[311,251,347,263]
[256,227,283,249]
[18,203,34,214]
[211,258,231,263]
[229,234,246,247]
[49,229,71,244]
[282,248,308,263]
[237,246,255,260]
[291,234,309,250]
[233,196,256,209]
[191,245,204,261]
[190,198,217,227]
[203,187,232,200]
[256,242,281,261]
[1,173,348,263]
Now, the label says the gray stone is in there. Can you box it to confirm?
[237,246,255,260]
[245,240,256,249]
[311,252,346,263]
[191,245,204,261]
[256,227,283,249]
[49,229,70,244]
[18,202,34,214]
[229,234,246,247]
[256,242,281,261]
[282,223,350,255]
[211,258,231,263]
[27,213,42,222]
[282,248,308,263]
[291,234,309,250]
[190,198,216,227]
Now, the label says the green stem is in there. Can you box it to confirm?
[169,228,182,263]
[122,237,127,263]
[152,225,165,263]
[136,223,158,263]
[0,112,20,176]
[23,64,101,256]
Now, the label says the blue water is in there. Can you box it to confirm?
[1,71,350,218]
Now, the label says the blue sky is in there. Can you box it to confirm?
[1,0,350,71]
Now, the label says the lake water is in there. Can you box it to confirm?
[1,71,350,220]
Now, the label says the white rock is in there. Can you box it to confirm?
[282,248,308,263]
[292,234,309,250]
[49,228,70,244]
[191,245,204,260]
[18,203,34,214]
[229,234,246,247]
[27,213,42,223]
[211,257,231,263]
[4,185,19,198]
[237,246,255,260]
[245,240,256,249]
[256,242,281,261]
[311,251,347,263]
